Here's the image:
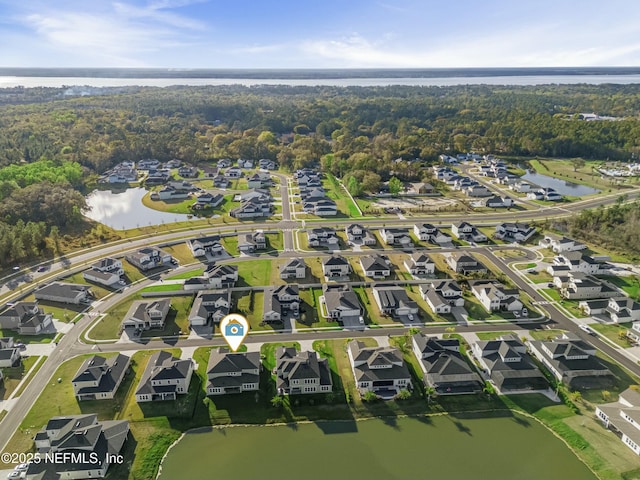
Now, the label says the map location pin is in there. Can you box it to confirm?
[220,313,250,352]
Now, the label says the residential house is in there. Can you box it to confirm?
[178,165,199,178]
[404,252,435,278]
[527,187,562,201]
[412,334,483,395]
[539,234,587,253]
[472,334,548,392]
[279,258,306,279]
[121,298,171,333]
[372,286,419,320]
[34,282,92,305]
[429,280,465,305]
[135,351,194,402]
[322,255,351,280]
[596,388,640,455]
[201,166,219,178]
[320,284,362,325]
[72,354,130,401]
[485,195,514,208]
[553,251,609,275]
[263,285,300,324]
[306,198,338,216]
[413,223,437,241]
[206,348,261,395]
[30,414,129,479]
[560,272,618,300]
[307,227,340,248]
[83,257,124,287]
[125,247,173,271]
[187,235,225,257]
[150,185,190,201]
[0,302,53,335]
[188,290,231,327]
[238,230,266,253]
[421,288,452,314]
[212,174,230,188]
[184,264,239,291]
[224,166,243,178]
[580,297,640,323]
[145,169,170,185]
[0,337,20,368]
[447,252,487,275]
[380,228,413,247]
[451,222,487,242]
[469,280,524,314]
[137,159,161,170]
[347,340,412,397]
[192,192,224,210]
[406,182,434,195]
[494,222,537,243]
[510,181,532,193]
[464,185,492,197]
[360,255,391,279]
[259,158,277,170]
[230,197,272,219]
[247,172,272,189]
[529,333,614,389]
[238,159,254,169]
[275,346,333,395]
[217,158,232,169]
[345,224,376,246]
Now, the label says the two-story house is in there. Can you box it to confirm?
[0,301,53,335]
[469,280,524,313]
[83,257,124,287]
[345,224,376,246]
[263,284,300,323]
[121,299,172,333]
[372,286,419,320]
[125,247,173,271]
[279,258,307,279]
[360,255,391,279]
[72,354,130,401]
[380,228,413,247]
[238,230,267,253]
[188,290,231,327]
[135,351,194,402]
[451,222,488,242]
[596,388,640,455]
[494,222,536,243]
[275,347,333,395]
[322,255,351,280]
[404,252,435,278]
[206,348,261,395]
[447,252,488,275]
[347,340,412,398]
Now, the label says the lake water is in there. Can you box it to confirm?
[157,415,596,480]
[84,187,194,230]
[521,172,600,196]
[3,74,640,88]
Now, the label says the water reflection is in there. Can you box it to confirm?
[84,187,193,230]
[521,172,600,196]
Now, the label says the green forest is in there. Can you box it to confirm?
[1,83,640,267]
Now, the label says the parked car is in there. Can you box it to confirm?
[579,324,597,336]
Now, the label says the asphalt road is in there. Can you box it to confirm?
[0,180,639,454]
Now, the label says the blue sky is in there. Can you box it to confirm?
[1,0,639,68]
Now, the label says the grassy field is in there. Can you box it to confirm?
[541,288,587,318]
[162,243,196,265]
[140,284,184,293]
[232,291,274,332]
[590,322,634,348]
[324,173,361,218]
[231,259,274,287]
[476,331,515,341]
[530,329,567,341]
[297,288,340,329]
[165,267,204,280]
[88,294,142,340]
[529,158,630,192]
[0,356,40,400]
[601,275,640,300]
[141,192,194,215]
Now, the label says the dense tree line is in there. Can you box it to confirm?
[557,198,640,259]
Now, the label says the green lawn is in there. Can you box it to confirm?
[260,342,301,371]
[324,173,362,218]
[141,191,194,214]
[601,275,640,300]
[232,291,271,332]
[590,322,634,348]
[165,267,204,280]
[541,288,587,318]
[530,329,567,341]
[140,284,184,293]
[297,288,340,329]
[1,356,41,400]
[162,243,197,265]
[476,331,515,340]
[140,296,194,338]
[232,259,273,287]
[88,294,142,340]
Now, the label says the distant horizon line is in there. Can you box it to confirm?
[2,66,640,79]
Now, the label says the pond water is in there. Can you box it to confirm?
[84,187,194,230]
[157,415,596,480]
[521,172,600,196]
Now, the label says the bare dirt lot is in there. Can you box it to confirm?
[372,196,460,211]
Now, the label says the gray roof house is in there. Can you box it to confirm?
[596,388,640,455]
[360,255,391,279]
[135,351,194,402]
[263,284,300,324]
[347,340,412,398]
[529,333,614,389]
[322,255,351,280]
[121,298,171,333]
[494,222,536,243]
[380,228,413,247]
[188,290,231,327]
[447,252,488,275]
[275,346,333,395]
[372,286,419,320]
[187,235,225,257]
[345,224,376,246]
[30,414,129,480]
[238,230,267,253]
[207,348,261,395]
[308,227,340,248]
[0,337,21,368]
[280,258,306,279]
[83,257,124,287]
[72,354,130,401]
[183,264,238,291]
[472,334,548,392]
[412,334,483,394]
[426,280,465,306]
[404,252,435,278]
[125,247,173,271]
[34,282,92,305]
[320,284,362,327]
[0,301,53,335]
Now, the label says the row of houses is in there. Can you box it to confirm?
[230,189,273,219]
[295,169,338,216]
